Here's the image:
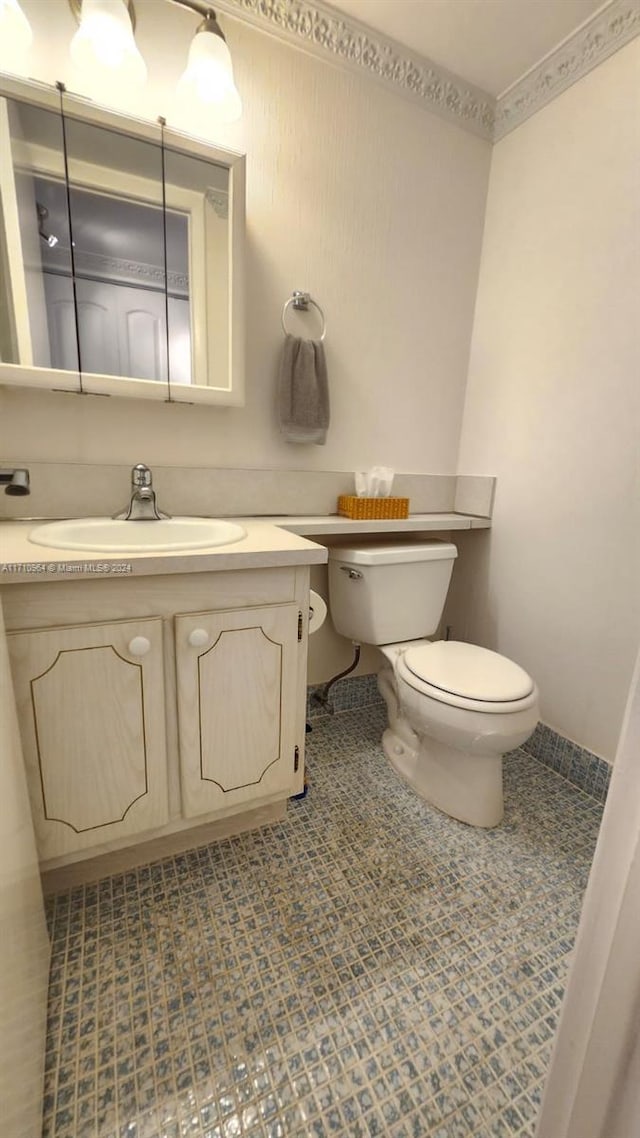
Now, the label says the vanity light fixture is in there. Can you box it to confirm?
[68,0,147,92]
[66,0,242,122]
[0,0,33,58]
[172,3,242,125]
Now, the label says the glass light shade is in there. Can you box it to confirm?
[176,27,242,126]
[70,0,146,91]
[0,0,33,58]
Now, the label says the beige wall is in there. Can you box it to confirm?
[0,0,491,474]
[449,39,640,762]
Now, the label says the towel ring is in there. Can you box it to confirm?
[281,291,326,342]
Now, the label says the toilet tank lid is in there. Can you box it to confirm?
[328,540,457,565]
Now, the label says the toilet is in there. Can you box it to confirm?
[327,540,539,827]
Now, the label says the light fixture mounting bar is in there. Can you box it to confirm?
[166,0,217,20]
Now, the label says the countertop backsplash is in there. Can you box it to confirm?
[0,465,495,523]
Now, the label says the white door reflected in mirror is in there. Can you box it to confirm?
[0,74,245,405]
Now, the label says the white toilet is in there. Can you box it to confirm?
[327,540,539,828]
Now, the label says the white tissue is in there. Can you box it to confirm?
[355,471,368,498]
[354,466,395,498]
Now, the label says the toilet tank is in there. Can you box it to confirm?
[328,540,458,645]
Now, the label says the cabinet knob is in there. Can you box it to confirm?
[188,628,210,647]
[128,636,151,656]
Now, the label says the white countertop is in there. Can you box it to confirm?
[256,512,490,536]
[0,520,328,583]
[0,512,488,583]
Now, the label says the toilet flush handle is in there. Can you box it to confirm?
[340,566,362,580]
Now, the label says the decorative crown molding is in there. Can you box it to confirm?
[213,0,495,140]
[42,247,189,294]
[76,250,189,293]
[495,0,640,140]
[215,0,639,144]
[206,188,229,219]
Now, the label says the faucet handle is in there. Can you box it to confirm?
[0,467,30,496]
[131,463,152,487]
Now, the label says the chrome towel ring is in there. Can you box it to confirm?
[281,290,326,342]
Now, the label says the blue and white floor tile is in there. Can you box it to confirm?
[43,705,603,1138]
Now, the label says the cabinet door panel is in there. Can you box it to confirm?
[8,618,168,861]
[176,605,299,818]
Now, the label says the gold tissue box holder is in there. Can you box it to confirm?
[337,495,410,520]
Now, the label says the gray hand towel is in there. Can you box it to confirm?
[277,333,330,445]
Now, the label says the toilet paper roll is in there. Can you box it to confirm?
[308,590,328,634]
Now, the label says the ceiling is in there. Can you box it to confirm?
[325,0,607,97]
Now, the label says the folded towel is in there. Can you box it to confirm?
[277,333,330,445]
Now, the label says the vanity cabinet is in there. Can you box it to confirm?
[3,563,310,872]
[7,617,169,861]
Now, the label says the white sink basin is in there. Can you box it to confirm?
[28,517,247,553]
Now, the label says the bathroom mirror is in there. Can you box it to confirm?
[0,75,245,404]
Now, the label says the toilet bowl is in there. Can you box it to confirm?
[378,640,539,827]
[327,541,539,829]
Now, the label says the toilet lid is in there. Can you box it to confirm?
[403,641,534,703]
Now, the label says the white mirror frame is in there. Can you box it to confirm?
[0,74,245,406]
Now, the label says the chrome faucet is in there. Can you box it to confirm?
[0,467,30,496]
[113,464,171,521]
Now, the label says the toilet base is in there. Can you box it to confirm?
[382,726,504,828]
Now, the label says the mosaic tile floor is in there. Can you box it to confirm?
[43,705,604,1138]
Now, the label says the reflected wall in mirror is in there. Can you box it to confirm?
[0,75,245,404]
[0,98,77,379]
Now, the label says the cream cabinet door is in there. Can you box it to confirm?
[176,605,301,819]
[8,618,169,861]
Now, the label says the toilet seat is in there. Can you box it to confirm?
[397,640,537,714]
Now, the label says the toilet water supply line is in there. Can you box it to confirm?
[311,643,361,715]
